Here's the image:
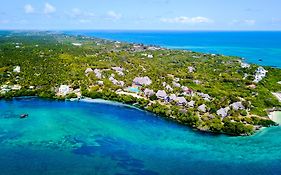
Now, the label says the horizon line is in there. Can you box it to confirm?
[1,29,281,32]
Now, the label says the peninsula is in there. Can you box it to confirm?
[1,31,281,136]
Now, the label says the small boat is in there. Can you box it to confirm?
[20,114,28,119]
[259,59,263,62]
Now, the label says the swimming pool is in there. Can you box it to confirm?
[127,87,140,93]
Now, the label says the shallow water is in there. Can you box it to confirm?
[1,98,281,175]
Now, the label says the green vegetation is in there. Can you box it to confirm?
[0,31,280,136]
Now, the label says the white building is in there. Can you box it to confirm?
[13,66,21,73]
[253,67,267,83]
[144,88,155,97]
[59,85,70,96]
[177,97,187,106]
[198,104,207,112]
[217,107,230,118]
[85,68,93,75]
[94,69,102,79]
[241,62,250,68]
[156,90,167,99]
[133,76,152,86]
[72,43,82,46]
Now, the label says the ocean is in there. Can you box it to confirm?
[66,30,281,68]
[0,98,281,175]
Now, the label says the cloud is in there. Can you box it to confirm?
[44,3,56,14]
[244,19,256,25]
[24,4,34,14]
[107,11,122,20]
[230,19,256,26]
[160,16,213,24]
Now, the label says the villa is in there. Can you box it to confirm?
[241,62,250,68]
[133,76,152,86]
[97,81,104,86]
[187,100,195,108]
[156,90,168,100]
[147,54,154,58]
[253,66,267,83]
[169,94,178,102]
[198,104,207,112]
[165,85,173,91]
[112,67,124,76]
[72,43,82,46]
[230,102,245,110]
[182,86,193,95]
[144,88,155,97]
[188,66,195,73]
[85,68,93,75]
[13,66,20,73]
[197,92,211,101]
[177,97,187,106]
[94,69,102,79]
[217,107,230,118]
[173,82,181,88]
[58,85,70,96]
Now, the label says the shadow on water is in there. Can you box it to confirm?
[72,136,159,175]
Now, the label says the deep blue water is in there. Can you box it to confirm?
[1,98,281,175]
[66,30,281,68]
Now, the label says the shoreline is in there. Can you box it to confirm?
[269,111,281,124]
[5,96,277,136]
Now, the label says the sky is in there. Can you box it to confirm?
[0,0,281,31]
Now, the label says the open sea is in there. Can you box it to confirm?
[66,30,281,68]
[1,98,281,175]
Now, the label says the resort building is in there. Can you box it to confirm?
[177,97,187,106]
[133,76,152,86]
[144,88,155,97]
[253,67,267,83]
[13,66,21,73]
[59,85,70,96]
[156,90,168,100]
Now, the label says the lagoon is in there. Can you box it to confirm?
[1,98,281,175]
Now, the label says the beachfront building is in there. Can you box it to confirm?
[144,88,155,97]
[241,62,250,68]
[59,85,70,96]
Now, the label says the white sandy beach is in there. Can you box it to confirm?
[79,98,142,110]
[269,111,281,124]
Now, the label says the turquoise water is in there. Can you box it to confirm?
[66,31,281,68]
[1,98,281,175]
